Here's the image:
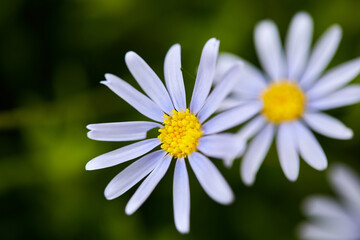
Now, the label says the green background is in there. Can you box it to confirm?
[1,0,360,239]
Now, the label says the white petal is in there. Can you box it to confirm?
[164,44,186,111]
[300,25,342,89]
[216,98,246,112]
[285,12,313,80]
[329,164,360,210]
[202,101,262,135]
[294,121,327,170]
[307,57,360,99]
[303,112,353,139]
[125,154,172,215]
[104,150,166,200]
[307,84,360,110]
[190,38,220,114]
[173,158,190,234]
[188,152,234,204]
[298,222,358,240]
[277,123,299,181]
[85,138,161,170]
[302,195,353,222]
[103,74,164,122]
[197,133,245,167]
[236,115,267,141]
[241,124,274,186]
[214,53,243,83]
[125,52,173,113]
[254,20,286,80]
[87,121,161,142]
[198,63,242,122]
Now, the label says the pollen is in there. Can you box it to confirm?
[261,81,306,124]
[158,109,202,158]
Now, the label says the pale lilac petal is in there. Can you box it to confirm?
[254,20,287,80]
[285,12,313,80]
[215,53,243,83]
[241,124,274,186]
[236,115,267,141]
[173,158,190,234]
[302,196,353,222]
[87,121,161,141]
[216,98,246,112]
[190,38,220,114]
[307,58,360,99]
[85,138,161,170]
[298,222,358,240]
[125,52,173,113]
[198,63,242,122]
[102,74,164,122]
[294,121,327,170]
[188,152,234,204]
[197,133,245,167]
[202,101,262,135]
[164,44,186,111]
[303,112,353,139]
[307,85,360,110]
[125,154,172,215]
[329,164,360,210]
[104,150,166,200]
[277,122,299,181]
[300,25,342,89]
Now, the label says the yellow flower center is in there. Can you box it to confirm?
[261,81,306,124]
[158,109,202,158]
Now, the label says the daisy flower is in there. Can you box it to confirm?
[298,164,360,239]
[86,38,245,233]
[215,12,360,185]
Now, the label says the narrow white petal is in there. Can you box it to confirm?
[197,133,245,167]
[236,115,267,141]
[190,38,220,114]
[104,150,166,200]
[125,52,173,113]
[198,63,242,122]
[85,138,161,170]
[300,25,342,89]
[173,158,190,234]
[125,154,172,215]
[202,101,262,135]
[302,195,353,222]
[329,164,360,210]
[87,121,161,142]
[277,123,299,181]
[294,121,327,170]
[254,20,286,80]
[241,124,274,186]
[286,12,313,80]
[216,98,246,112]
[307,84,360,110]
[298,222,358,240]
[164,44,186,111]
[188,152,234,204]
[215,53,243,83]
[307,57,360,99]
[303,112,353,139]
[103,74,164,122]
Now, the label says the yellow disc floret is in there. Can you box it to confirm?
[261,81,306,124]
[158,109,202,158]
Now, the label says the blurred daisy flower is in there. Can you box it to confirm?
[86,38,245,233]
[216,12,360,185]
[298,164,360,239]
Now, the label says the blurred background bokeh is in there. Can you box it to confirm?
[1,0,360,239]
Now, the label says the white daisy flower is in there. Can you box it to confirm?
[216,12,360,185]
[86,38,246,233]
[298,164,360,239]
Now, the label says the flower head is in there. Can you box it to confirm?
[298,164,360,239]
[86,38,245,233]
[216,12,360,185]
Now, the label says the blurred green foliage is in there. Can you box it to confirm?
[1,0,360,239]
